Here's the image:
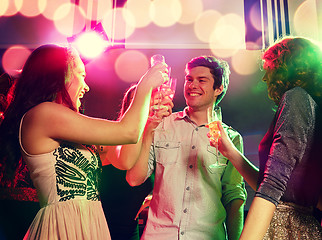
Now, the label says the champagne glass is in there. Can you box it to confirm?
[207,107,225,167]
[167,77,176,100]
[150,54,175,120]
[158,77,176,105]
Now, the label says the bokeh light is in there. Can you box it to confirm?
[194,10,222,43]
[149,0,182,27]
[210,14,246,49]
[53,3,86,36]
[246,39,263,50]
[2,0,21,16]
[293,0,319,39]
[78,0,112,21]
[208,14,245,58]
[115,50,149,83]
[177,0,203,25]
[102,8,135,41]
[93,48,123,73]
[2,45,32,76]
[0,0,9,16]
[41,0,69,20]
[249,2,262,31]
[124,0,152,28]
[74,31,108,59]
[18,0,46,17]
[209,48,238,59]
[231,49,261,75]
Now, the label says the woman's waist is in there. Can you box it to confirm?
[40,196,101,208]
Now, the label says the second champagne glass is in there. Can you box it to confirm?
[207,107,225,167]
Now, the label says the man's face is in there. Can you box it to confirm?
[184,66,222,111]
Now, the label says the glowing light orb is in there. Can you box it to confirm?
[249,2,262,31]
[41,0,69,20]
[18,0,46,17]
[209,48,238,59]
[125,0,152,28]
[293,1,319,39]
[53,3,86,36]
[231,49,261,75]
[115,50,149,83]
[2,0,21,16]
[102,8,135,41]
[149,0,182,27]
[194,10,222,43]
[178,0,203,25]
[2,45,31,76]
[0,0,9,16]
[210,14,246,49]
[78,0,112,21]
[74,31,108,59]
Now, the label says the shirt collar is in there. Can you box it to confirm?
[175,106,222,124]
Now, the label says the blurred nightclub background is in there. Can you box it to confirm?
[1,0,322,210]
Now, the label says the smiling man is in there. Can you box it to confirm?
[127,56,247,240]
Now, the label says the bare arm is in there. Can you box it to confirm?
[226,199,244,240]
[110,63,168,144]
[209,122,259,191]
[126,120,155,186]
[101,96,173,170]
[21,64,168,155]
[240,197,276,240]
[222,146,259,191]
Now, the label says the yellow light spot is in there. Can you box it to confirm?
[125,0,152,28]
[53,3,86,36]
[2,45,31,76]
[178,0,203,25]
[115,50,149,83]
[102,8,135,41]
[194,10,222,43]
[149,0,182,27]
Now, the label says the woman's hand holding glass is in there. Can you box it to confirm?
[148,89,174,124]
[139,62,169,90]
[149,54,176,120]
[149,77,176,119]
[206,107,231,167]
[207,118,237,161]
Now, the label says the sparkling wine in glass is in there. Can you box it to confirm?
[207,107,225,167]
[150,54,174,119]
[166,77,176,100]
[150,54,165,67]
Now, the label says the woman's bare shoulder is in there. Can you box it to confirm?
[27,102,68,113]
[25,102,74,120]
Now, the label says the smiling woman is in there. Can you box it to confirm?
[0,43,168,240]
[64,48,89,111]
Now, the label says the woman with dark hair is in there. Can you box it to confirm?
[0,44,167,239]
[209,37,322,239]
